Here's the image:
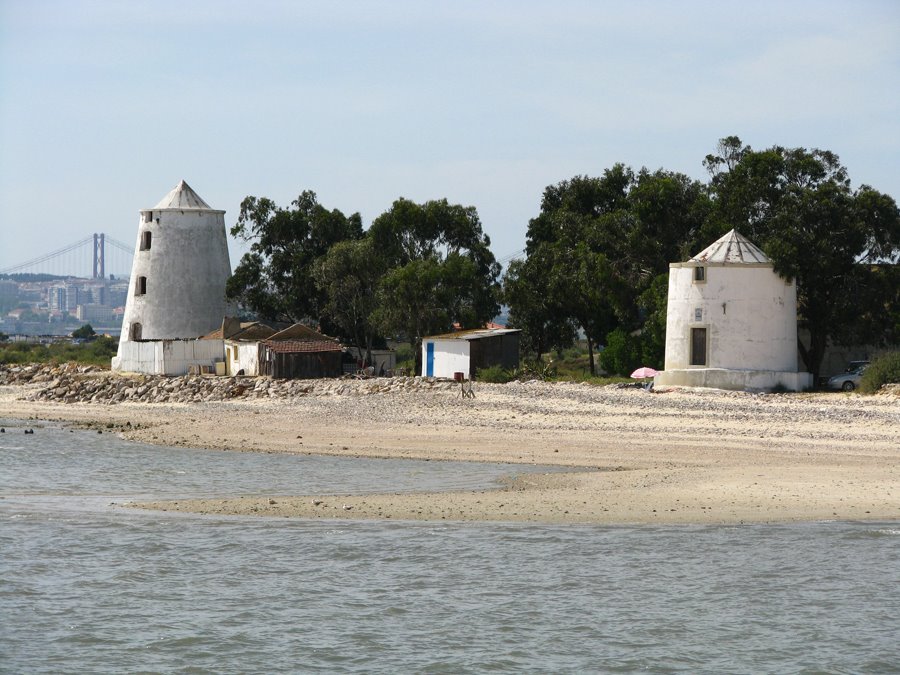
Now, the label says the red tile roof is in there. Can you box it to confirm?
[263,339,342,354]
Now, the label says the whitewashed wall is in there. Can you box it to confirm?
[113,339,224,375]
[422,339,470,378]
[225,341,261,376]
[664,264,798,372]
[117,205,230,352]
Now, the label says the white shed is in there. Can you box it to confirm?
[421,328,521,380]
[655,229,813,392]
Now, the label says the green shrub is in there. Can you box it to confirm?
[476,365,515,383]
[599,328,642,377]
[859,351,900,394]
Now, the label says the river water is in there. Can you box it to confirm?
[2,420,899,673]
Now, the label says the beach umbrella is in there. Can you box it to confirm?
[630,366,659,379]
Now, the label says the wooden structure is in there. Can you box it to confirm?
[260,324,343,379]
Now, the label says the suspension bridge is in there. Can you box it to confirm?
[0,233,134,279]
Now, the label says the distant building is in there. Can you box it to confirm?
[655,229,813,392]
[421,327,521,379]
[113,180,231,373]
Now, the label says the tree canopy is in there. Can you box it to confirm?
[704,137,900,378]
[227,192,500,367]
[507,166,710,373]
[226,191,363,324]
[227,137,899,382]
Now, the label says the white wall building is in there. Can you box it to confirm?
[421,328,521,380]
[655,229,813,392]
[113,180,231,374]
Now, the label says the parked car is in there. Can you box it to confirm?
[827,362,869,391]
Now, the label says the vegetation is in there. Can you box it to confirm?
[859,351,900,394]
[474,365,515,383]
[228,192,500,373]
[227,190,364,325]
[71,324,96,340]
[0,336,118,367]
[504,166,710,375]
[504,137,900,381]
[222,137,898,384]
[703,137,900,381]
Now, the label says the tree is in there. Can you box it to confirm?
[227,191,363,324]
[369,198,501,370]
[705,137,900,379]
[71,324,96,340]
[509,166,709,374]
[502,253,577,359]
[313,238,385,363]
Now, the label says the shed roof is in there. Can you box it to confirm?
[268,324,337,342]
[263,339,343,354]
[262,323,342,353]
[425,327,522,341]
[152,180,213,210]
[690,229,769,264]
[202,318,290,340]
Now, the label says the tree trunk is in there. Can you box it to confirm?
[413,338,422,376]
[798,329,828,384]
[587,336,595,376]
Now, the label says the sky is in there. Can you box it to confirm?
[1,0,898,276]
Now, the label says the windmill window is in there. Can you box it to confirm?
[136,276,147,296]
[143,211,152,223]
[693,266,706,283]
[130,322,142,341]
[140,231,152,250]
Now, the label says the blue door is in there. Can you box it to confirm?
[426,342,435,376]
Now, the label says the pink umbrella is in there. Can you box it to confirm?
[630,367,659,379]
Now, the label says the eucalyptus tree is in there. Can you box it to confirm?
[369,198,501,360]
[226,191,363,324]
[704,137,900,379]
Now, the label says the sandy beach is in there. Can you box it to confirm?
[2,376,899,525]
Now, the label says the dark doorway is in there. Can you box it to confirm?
[690,327,707,366]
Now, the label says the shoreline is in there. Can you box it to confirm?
[2,377,899,525]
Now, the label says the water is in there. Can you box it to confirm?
[2,421,899,673]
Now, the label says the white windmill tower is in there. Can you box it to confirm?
[113,180,231,371]
[655,229,813,392]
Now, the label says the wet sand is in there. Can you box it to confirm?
[2,379,899,524]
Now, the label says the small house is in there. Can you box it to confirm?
[421,327,521,379]
[207,318,288,376]
[260,324,344,379]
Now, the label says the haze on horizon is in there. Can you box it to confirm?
[1,0,898,274]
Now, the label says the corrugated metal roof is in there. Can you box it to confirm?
[691,229,769,264]
[263,339,343,353]
[153,180,213,210]
[425,327,522,341]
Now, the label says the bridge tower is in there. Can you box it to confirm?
[93,233,105,279]
[113,180,230,369]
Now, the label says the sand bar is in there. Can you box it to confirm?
[2,378,899,525]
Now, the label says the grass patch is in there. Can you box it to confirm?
[0,336,118,368]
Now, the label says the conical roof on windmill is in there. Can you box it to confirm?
[690,229,770,265]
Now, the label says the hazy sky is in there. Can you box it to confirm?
[1,0,898,275]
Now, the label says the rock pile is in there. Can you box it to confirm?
[2,363,458,405]
[0,362,104,385]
